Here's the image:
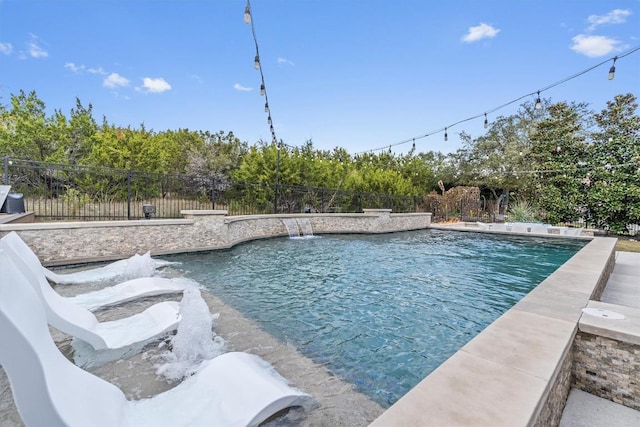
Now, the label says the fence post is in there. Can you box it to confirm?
[127,170,131,220]
[274,145,280,214]
[211,177,216,210]
[3,156,8,185]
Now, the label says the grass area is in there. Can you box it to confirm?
[615,238,640,253]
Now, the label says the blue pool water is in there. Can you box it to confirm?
[169,230,586,407]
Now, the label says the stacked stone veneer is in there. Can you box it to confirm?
[0,209,431,265]
[534,349,574,427]
[573,332,640,410]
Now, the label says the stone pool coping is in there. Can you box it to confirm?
[370,228,616,426]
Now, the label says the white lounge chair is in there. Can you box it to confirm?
[44,252,175,285]
[476,221,490,230]
[530,224,550,234]
[65,276,194,311]
[0,249,311,427]
[0,235,181,351]
[563,227,584,236]
[510,223,529,233]
[490,223,507,231]
[1,232,191,311]
[2,232,177,285]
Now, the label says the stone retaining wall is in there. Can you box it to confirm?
[573,332,640,411]
[0,210,431,266]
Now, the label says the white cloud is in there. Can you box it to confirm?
[462,23,500,43]
[141,77,171,93]
[0,42,12,55]
[28,41,48,58]
[570,34,622,57]
[277,57,295,66]
[65,63,107,75]
[587,9,631,31]
[233,83,252,92]
[64,62,83,73]
[189,74,203,84]
[88,66,107,75]
[103,73,130,88]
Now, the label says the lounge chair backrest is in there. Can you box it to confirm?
[0,249,126,427]
[530,225,549,234]
[0,232,100,339]
[491,223,507,231]
[564,228,583,236]
[510,224,529,233]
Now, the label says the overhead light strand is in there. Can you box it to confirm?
[353,45,640,155]
[244,0,279,145]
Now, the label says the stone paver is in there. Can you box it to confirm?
[560,389,640,427]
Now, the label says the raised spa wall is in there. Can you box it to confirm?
[0,209,431,265]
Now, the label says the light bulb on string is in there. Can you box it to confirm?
[444,128,448,142]
[243,4,251,24]
[608,57,617,80]
[535,91,542,110]
[484,113,488,129]
[412,138,416,150]
[267,115,272,125]
[264,102,269,113]
[254,55,260,70]
[260,84,265,96]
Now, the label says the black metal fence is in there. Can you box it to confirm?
[2,157,424,221]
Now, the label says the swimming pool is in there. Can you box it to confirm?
[169,230,586,407]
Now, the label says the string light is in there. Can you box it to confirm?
[608,56,617,80]
[444,128,448,142]
[352,45,639,156]
[244,0,280,146]
[534,91,542,110]
[467,161,638,177]
[483,113,488,129]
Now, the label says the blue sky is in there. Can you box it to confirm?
[1,0,639,155]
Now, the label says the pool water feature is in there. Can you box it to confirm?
[169,230,587,407]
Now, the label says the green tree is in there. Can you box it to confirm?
[453,99,546,215]
[530,102,591,224]
[396,147,438,195]
[585,93,640,233]
[183,130,247,180]
[0,90,53,160]
[60,98,98,164]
